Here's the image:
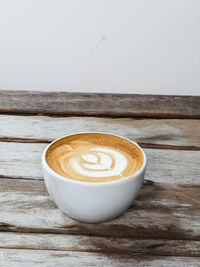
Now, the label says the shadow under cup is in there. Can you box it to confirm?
[42,132,147,223]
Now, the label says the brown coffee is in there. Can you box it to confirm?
[46,133,143,183]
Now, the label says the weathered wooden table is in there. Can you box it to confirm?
[0,90,200,266]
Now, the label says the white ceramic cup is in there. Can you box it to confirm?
[42,132,147,223]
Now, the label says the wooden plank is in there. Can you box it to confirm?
[0,115,199,149]
[0,90,200,118]
[0,249,200,267]
[0,142,199,184]
[0,178,199,240]
[0,232,199,257]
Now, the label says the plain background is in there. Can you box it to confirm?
[0,0,199,95]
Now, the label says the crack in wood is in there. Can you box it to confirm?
[146,243,165,249]
[0,223,16,232]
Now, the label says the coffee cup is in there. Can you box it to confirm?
[42,132,147,223]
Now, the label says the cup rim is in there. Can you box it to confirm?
[42,132,147,186]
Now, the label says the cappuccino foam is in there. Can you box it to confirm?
[46,133,143,183]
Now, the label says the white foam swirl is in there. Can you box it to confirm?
[59,144,129,179]
[72,147,127,178]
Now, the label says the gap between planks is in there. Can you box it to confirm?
[0,232,199,257]
[0,111,199,120]
[0,137,199,151]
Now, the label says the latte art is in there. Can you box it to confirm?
[46,133,143,183]
[60,145,137,179]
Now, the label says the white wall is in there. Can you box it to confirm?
[0,0,199,95]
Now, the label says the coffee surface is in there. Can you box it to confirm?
[46,133,143,183]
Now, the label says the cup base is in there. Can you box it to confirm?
[60,205,130,224]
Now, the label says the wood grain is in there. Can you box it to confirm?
[0,90,200,118]
[1,249,200,267]
[0,142,199,184]
[0,232,199,257]
[1,90,199,265]
[0,178,199,241]
[0,115,199,149]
